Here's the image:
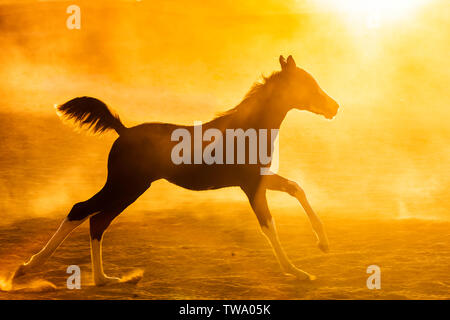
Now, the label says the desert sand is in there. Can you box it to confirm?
[1,205,449,300]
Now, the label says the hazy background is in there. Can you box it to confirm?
[0,0,449,224]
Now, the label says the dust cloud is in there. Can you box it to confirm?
[0,0,449,225]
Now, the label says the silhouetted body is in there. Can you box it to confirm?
[14,56,339,285]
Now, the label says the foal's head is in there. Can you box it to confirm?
[277,55,339,119]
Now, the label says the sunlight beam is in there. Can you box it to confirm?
[314,0,428,28]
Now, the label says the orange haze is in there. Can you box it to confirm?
[0,0,449,224]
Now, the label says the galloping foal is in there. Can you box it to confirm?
[14,55,339,285]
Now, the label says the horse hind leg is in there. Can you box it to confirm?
[89,180,151,286]
[13,191,105,279]
[89,211,122,286]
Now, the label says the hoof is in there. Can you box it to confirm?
[94,276,121,287]
[308,274,317,281]
[298,272,316,281]
[317,241,330,253]
[94,270,143,286]
[284,267,315,281]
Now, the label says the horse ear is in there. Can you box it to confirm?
[286,55,296,69]
[279,55,287,70]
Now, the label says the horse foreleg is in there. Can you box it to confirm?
[244,186,315,280]
[264,174,329,253]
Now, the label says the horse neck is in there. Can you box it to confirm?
[234,97,289,131]
[207,82,291,131]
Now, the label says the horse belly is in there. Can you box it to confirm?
[164,164,241,191]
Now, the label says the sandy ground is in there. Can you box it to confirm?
[0,204,449,300]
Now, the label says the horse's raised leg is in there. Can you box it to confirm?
[243,185,315,280]
[12,218,83,279]
[13,194,104,279]
[264,174,329,252]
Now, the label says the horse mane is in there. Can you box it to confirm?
[215,71,283,118]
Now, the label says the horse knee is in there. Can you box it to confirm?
[260,217,274,233]
[295,185,306,200]
[285,181,305,199]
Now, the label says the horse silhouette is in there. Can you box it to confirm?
[13,55,339,285]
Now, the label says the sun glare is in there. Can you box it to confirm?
[315,0,428,28]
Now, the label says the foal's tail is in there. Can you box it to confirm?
[56,96,126,135]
